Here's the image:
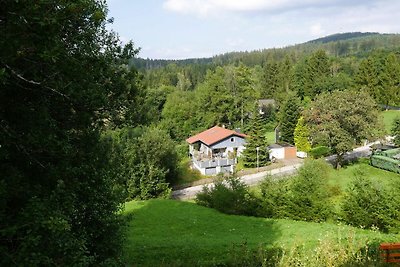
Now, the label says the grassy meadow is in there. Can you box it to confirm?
[123,160,400,266]
[327,160,399,190]
[382,109,400,134]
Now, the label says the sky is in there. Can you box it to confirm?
[106,0,400,60]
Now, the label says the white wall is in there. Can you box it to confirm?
[269,148,285,160]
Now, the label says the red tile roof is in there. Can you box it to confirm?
[186,126,247,146]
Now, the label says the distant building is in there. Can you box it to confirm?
[258,99,276,115]
[186,126,247,175]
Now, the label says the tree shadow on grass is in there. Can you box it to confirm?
[122,199,282,266]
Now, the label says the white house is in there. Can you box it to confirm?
[186,126,247,175]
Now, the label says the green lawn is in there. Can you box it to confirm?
[265,131,276,143]
[326,161,400,212]
[382,110,400,134]
[122,199,398,266]
[328,161,400,190]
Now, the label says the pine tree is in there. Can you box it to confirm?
[280,94,301,144]
[242,111,269,168]
[294,116,311,152]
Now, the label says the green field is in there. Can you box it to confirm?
[123,161,400,266]
[266,131,276,143]
[326,161,400,212]
[123,198,398,266]
[382,110,400,134]
[328,161,399,190]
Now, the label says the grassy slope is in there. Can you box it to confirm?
[382,110,400,134]
[123,199,397,266]
[326,161,400,212]
[328,161,400,190]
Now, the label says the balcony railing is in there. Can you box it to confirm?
[192,157,236,168]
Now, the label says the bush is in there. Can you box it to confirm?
[341,172,400,233]
[104,126,178,200]
[309,146,331,158]
[259,159,333,222]
[392,116,400,146]
[259,178,291,218]
[286,159,333,222]
[196,175,259,216]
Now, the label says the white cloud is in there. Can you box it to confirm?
[163,0,214,17]
[226,38,245,48]
[150,46,215,60]
[162,0,367,17]
[310,23,325,36]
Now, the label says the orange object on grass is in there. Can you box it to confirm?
[380,243,400,263]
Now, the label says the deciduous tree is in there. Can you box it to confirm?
[303,90,383,168]
[1,1,140,264]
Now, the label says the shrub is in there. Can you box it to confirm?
[287,159,333,222]
[341,169,400,233]
[104,126,178,200]
[196,175,259,216]
[259,178,291,218]
[259,159,333,222]
[392,116,400,146]
[309,146,331,158]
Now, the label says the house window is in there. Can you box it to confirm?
[230,137,235,142]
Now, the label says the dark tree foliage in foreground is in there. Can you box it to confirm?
[0,1,139,265]
[104,126,179,200]
[342,170,400,233]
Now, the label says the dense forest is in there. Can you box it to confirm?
[1,0,400,265]
[133,33,400,143]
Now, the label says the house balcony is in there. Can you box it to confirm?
[192,157,236,169]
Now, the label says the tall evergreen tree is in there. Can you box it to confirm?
[242,110,269,168]
[261,61,280,98]
[307,50,330,98]
[279,94,301,144]
[294,50,331,100]
[355,52,400,107]
[383,53,400,107]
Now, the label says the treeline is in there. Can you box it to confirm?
[132,32,400,71]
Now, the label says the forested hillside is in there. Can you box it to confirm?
[132,32,400,70]
[132,33,400,144]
